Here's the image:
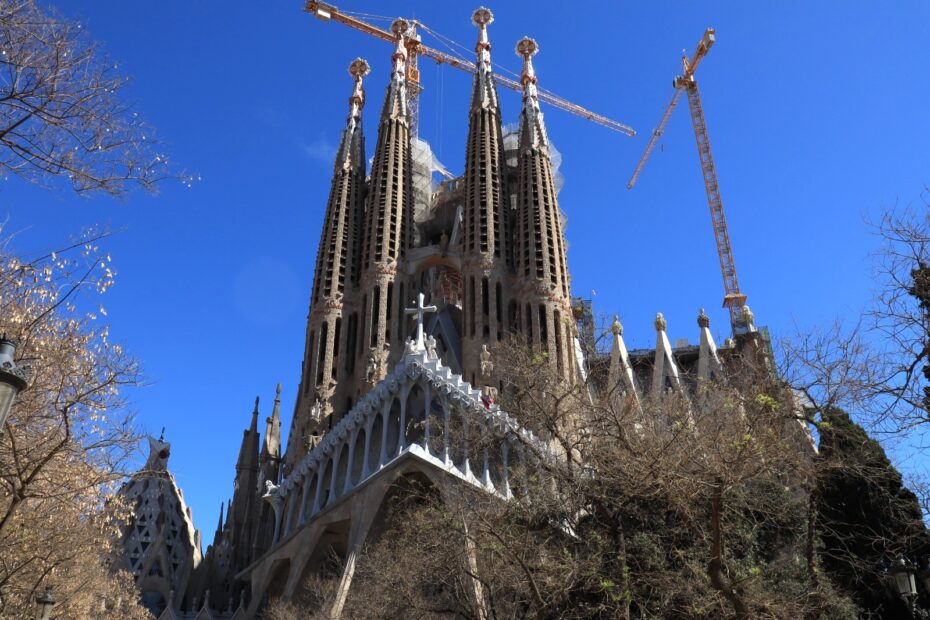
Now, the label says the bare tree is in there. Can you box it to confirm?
[0,0,185,196]
[0,225,149,617]
[270,333,873,619]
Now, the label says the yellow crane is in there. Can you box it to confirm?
[305,1,635,139]
[627,29,749,329]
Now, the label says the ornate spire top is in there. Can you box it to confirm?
[250,396,260,430]
[143,434,171,472]
[473,7,493,65]
[654,312,667,332]
[516,36,539,97]
[334,60,369,171]
[515,36,548,149]
[216,502,224,533]
[469,7,499,111]
[347,58,370,120]
[697,308,711,329]
[380,18,410,121]
[390,18,410,74]
[611,315,623,336]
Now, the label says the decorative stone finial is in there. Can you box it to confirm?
[253,396,260,414]
[697,308,710,329]
[144,434,171,471]
[654,312,667,332]
[275,383,282,398]
[610,315,623,336]
[347,58,370,115]
[516,36,539,60]
[390,17,411,38]
[472,6,494,28]
[348,57,370,81]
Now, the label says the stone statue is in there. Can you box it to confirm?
[309,396,323,423]
[365,347,379,383]
[426,335,439,360]
[479,344,493,379]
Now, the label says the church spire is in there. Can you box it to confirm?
[461,7,510,385]
[236,397,260,472]
[513,37,574,382]
[290,61,373,470]
[353,17,416,400]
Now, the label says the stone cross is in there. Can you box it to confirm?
[405,292,437,350]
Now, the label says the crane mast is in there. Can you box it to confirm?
[305,1,635,138]
[628,29,749,330]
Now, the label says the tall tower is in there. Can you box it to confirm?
[461,7,510,389]
[287,59,370,468]
[356,20,415,395]
[513,37,575,381]
[229,397,261,573]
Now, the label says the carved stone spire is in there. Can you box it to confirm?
[461,7,510,385]
[697,308,721,380]
[291,61,372,470]
[608,315,641,412]
[262,383,282,460]
[383,18,410,122]
[513,37,574,382]
[355,17,416,400]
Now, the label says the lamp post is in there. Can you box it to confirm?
[920,559,930,592]
[34,586,55,620]
[0,337,29,431]
[891,556,918,613]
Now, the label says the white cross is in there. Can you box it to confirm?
[405,292,437,350]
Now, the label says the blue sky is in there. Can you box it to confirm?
[5,1,930,541]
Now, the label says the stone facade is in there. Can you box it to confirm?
[122,10,773,619]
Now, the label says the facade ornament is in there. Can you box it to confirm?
[479,344,494,378]
[309,397,323,424]
[742,304,755,326]
[405,337,418,355]
[144,434,171,472]
[425,335,439,360]
[405,292,438,349]
[610,315,623,336]
[365,348,379,384]
[305,432,323,451]
[654,312,667,332]
[697,308,711,329]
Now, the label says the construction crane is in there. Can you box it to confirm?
[627,29,749,330]
[305,1,635,139]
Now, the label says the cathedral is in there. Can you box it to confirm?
[117,9,765,618]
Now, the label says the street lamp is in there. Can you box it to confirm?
[34,586,55,620]
[0,337,29,431]
[890,556,918,610]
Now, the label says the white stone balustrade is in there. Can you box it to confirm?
[265,346,553,545]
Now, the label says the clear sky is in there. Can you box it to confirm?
[5,1,930,542]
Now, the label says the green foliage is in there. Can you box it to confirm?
[816,407,930,616]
